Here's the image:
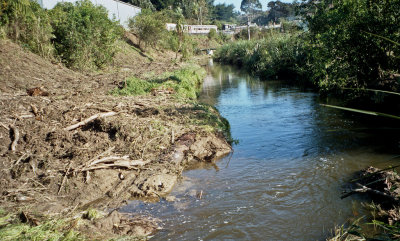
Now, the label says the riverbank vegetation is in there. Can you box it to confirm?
[214,28,307,81]
[215,0,400,95]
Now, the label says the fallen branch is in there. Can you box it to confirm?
[64,111,118,131]
[83,147,115,168]
[9,124,19,152]
[58,161,72,195]
[0,122,10,131]
[18,114,35,119]
[341,182,399,203]
[80,156,150,172]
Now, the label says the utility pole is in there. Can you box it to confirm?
[247,15,251,40]
[200,6,202,25]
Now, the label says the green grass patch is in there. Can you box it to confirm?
[0,219,83,241]
[111,66,206,100]
[0,210,84,241]
[111,77,156,96]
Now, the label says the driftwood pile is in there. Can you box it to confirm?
[342,166,400,204]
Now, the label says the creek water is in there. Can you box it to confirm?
[121,62,400,240]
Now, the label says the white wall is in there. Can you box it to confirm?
[39,0,141,28]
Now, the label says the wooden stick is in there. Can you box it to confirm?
[9,124,19,152]
[0,122,10,130]
[87,155,129,167]
[58,162,72,195]
[84,147,115,168]
[64,111,118,131]
[355,183,398,202]
[81,158,150,172]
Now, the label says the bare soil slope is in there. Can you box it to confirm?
[0,39,231,239]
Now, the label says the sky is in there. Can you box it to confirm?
[214,0,294,12]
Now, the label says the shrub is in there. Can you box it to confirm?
[207,28,217,40]
[50,0,122,70]
[0,0,54,58]
[302,0,400,92]
[128,9,167,49]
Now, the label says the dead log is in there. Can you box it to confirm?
[64,111,118,131]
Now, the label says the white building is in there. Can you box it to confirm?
[36,0,141,28]
[166,23,218,35]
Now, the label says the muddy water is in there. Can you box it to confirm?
[122,62,400,240]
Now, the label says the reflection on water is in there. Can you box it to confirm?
[121,63,400,240]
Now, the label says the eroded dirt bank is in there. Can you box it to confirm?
[0,39,231,239]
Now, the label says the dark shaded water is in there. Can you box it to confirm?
[122,62,400,240]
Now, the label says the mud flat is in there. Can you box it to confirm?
[0,40,231,239]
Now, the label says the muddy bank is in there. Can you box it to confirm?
[0,39,231,239]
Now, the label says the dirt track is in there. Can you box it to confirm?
[0,39,231,238]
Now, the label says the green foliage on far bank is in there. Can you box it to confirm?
[215,0,400,94]
[111,66,206,100]
[214,31,308,81]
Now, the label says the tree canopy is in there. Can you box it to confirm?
[240,0,262,14]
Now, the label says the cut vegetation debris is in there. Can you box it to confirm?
[331,166,400,240]
[0,38,231,239]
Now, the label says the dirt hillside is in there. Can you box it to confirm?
[0,39,231,239]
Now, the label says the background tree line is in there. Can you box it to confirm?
[123,0,239,24]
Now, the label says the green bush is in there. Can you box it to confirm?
[207,28,217,40]
[128,9,167,49]
[0,0,54,58]
[302,0,400,92]
[50,0,122,70]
